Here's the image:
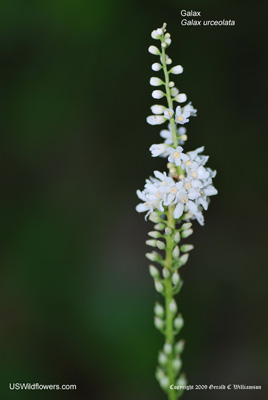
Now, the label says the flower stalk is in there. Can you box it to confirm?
[137,23,218,399]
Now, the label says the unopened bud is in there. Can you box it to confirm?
[169,299,177,314]
[154,302,164,318]
[146,239,157,247]
[163,342,172,355]
[160,376,169,390]
[174,315,184,331]
[174,231,181,243]
[181,222,192,230]
[146,252,158,261]
[181,229,193,238]
[162,267,170,279]
[173,358,182,373]
[181,244,194,252]
[154,316,164,330]
[157,240,165,250]
[176,374,187,387]
[158,351,167,365]
[173,246,180,258]
[175,340,185,354]
[179,253,189,266]
[149,212,160,223]
[154,279,164,293]
[154,223,166,231]
[165,227,172,235]
[172,271,180,285]
[182,212,193,220]
[149,265,159,278]
[148,231,161,238]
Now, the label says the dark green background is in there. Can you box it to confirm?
[0,1,267,399]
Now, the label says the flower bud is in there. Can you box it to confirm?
[160,376,169,390]
[170,65,183,74]
[179,253,189,266]
[163,342,172,355]
[169,299,177,314]
[149,265,159,278]
[158,351,167,366]
[173,358,182,373]
[170,87,179,97]
[181,229,193,238]
[155,367,165,381]
[181,222,192,230]
[154,316,164,330]
[154,223,166,231]
[182,212,193,220]
[174,93,187,103]
[174,315,184,331]
[148,231,161,238]
[176,374,187,387]
[169,81,175,87]
[165,227,172,236]
[166,58,172,65]
[174,231,181,243]
[148,45,160,55]
[152,62,162,71]
[157,240,165,250]
[154,279,164,293]
[145,252,158,261]
[146,115,166,125]
[150,77,163,87]
[175,340,185,354]
[152,90,165,99]
[162,267,170,279]
[157,28,163,35]
[151,104,166,114]
[161,42,167,48]
[146,239,157,247]
[154,302,164,318]
[180,244,194,252]
[172,271,180,285]
[173,245,180,259]
[149,212,160,223]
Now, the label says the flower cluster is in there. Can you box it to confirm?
[136,23,218,399]
[136,23,217,226]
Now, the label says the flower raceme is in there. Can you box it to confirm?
[137,24,217,226]
[136,23,218,399]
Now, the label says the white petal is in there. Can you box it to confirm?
[173,203,184,219]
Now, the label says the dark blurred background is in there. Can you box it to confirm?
[0,0,267,399]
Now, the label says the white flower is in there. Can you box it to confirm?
[187,162,210,180]
[152,90,165,99]
[184,102,197,116]
[170,65,183,74]
[152,63,162,71]
[160,127,173,145]
[150,144,168,157]
[146,115,166,125]
[173,187,198,219]
[148,45,160,55]
[163,108,174,119]
[150,77,163,86]
[166,146,189,167]
[151,104,166,114]
[175,106,190,124]
[174,93,187,103]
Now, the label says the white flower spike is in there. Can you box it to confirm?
[136,23,218,399]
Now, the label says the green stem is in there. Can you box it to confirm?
[161,44,178,148]
[165,206,177,400]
